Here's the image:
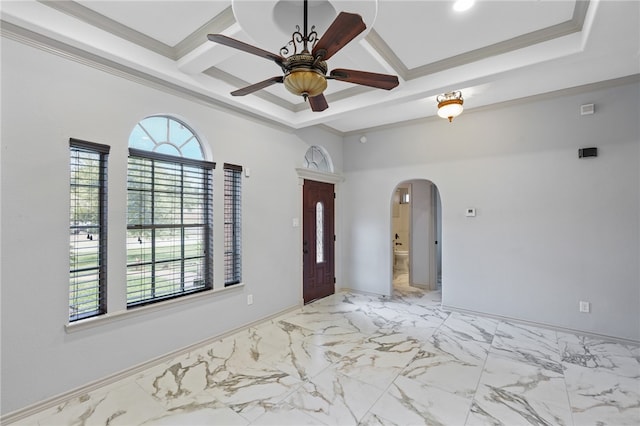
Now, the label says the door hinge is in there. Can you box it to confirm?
[334,277,336,283]
[333,235,336,242]
[334,192,336,199]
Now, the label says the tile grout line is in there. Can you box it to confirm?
[556,330,577,426]
[461,319,501,425]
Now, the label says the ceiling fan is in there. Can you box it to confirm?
[207,0,399,112]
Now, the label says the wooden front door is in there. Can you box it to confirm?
[302,180,335,304]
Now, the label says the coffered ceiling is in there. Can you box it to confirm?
[1,0,638,133]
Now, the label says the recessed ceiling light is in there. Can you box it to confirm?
[453,0,475,12]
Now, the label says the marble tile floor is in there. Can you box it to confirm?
[15,282,640,426]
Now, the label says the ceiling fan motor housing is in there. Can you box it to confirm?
[283,53,328,98]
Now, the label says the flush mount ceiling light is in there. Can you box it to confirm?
[437,91,464,122]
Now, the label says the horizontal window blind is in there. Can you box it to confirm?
[69,139,109,322]
[224,163,242,286]
[127,150,214,307]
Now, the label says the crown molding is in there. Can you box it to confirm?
[38,1,237,61]
[342,73,640,137]
[0,20,298,134]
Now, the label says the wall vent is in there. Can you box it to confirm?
[579,147,598,158]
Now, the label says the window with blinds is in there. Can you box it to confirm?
[69,139,109,322]
[126,149,215,307]
[224,164,242,286]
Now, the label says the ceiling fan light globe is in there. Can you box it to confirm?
[284,69,328,98]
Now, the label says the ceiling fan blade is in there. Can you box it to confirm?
[329,69,399,90]
[308,94,329,112]
[312,12,366,61]
[231,76,284,96]
[207,34,284,65]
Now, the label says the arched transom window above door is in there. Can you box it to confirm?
[303,145,333,173]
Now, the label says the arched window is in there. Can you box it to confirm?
[129,116,204,159]
[303,145,333,173]
[126,116,215,307]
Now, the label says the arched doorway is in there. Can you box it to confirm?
[390,179,442,294]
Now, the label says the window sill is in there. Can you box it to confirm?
[65,283,245,333]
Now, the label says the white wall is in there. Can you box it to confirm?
[342,78,640,341]
[409,180,433,287]
[0,38,342,415]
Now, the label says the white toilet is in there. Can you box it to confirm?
[394,250,409,273]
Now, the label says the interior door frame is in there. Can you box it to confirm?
[296,168,344,305]
[390,179,442,295]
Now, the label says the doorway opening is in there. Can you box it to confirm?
[391,180,442,294]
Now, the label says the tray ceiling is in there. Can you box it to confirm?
[1,0,638,133]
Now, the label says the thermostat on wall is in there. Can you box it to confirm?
[465,208,476,217]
